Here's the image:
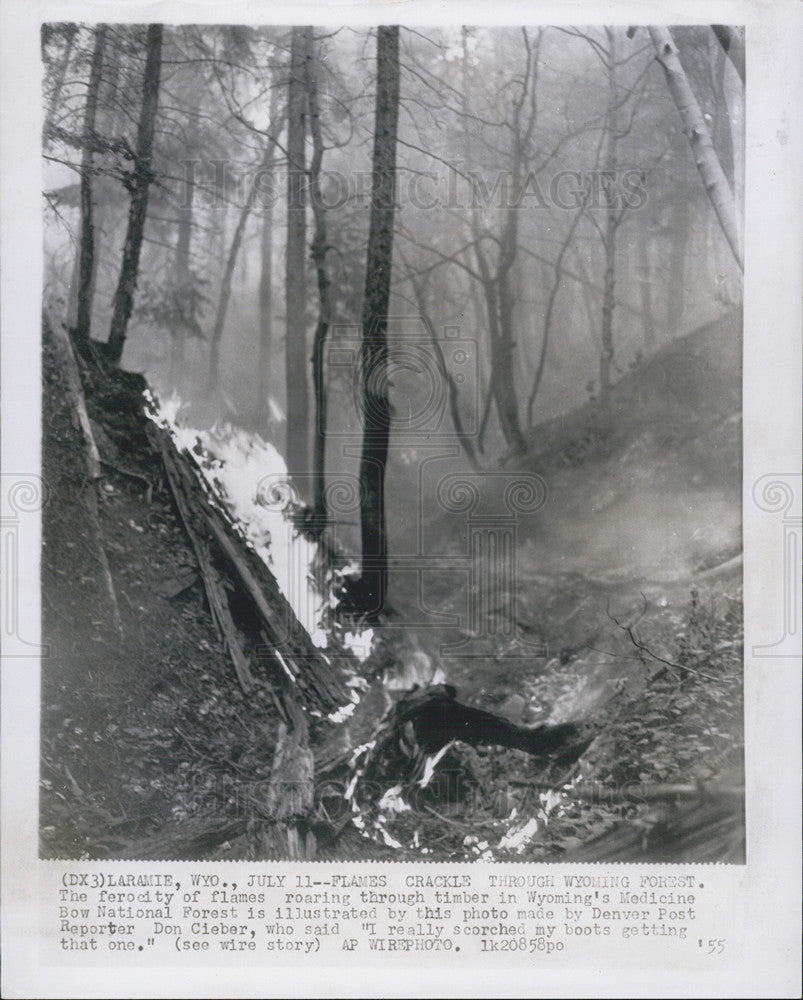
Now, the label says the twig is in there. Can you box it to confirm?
[423,804,494,829]
[505,777,744,803]
[63,764,85,801]
[606,603,721,684]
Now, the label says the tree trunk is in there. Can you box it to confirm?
[170,145,195,393]
[358,25,400,618]
[637,221,656,350]
[495,214,524,453]
[306,28,333,528]
[598,28,619,422]
[462,28,532,456]
[74,25,106,343]
[285,26,310,480]
[257,84,282,434]
[649,26,742,270]
[207,172,260,393]
[258,190,275,429]
[711,25,745,84]
[491,279,526,454]
[599,225,616,416]
[407,268,482,471]
[526,199,587,428]
[209,89,284,395]
[106,24,163,366]
[709,34,734,190]
[43,24,78,140]
[667,151,690,339]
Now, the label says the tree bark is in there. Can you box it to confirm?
[709,34,734,190]
[637,220,656,350]
[667,153,690,339]
[285,27,310,479]
[207,171,260,393]
[406,267,482,471]
[258,192,275,428]
[306,28,333,528]
[43,24,78,140]
[358,25,400,618]
[490,31,537,455]
[257,81,282,433]
[74,25,107,343]
[106,24,163,366]
[598,29,619,422]
[159,436,255,692]
[170,145,195,393]
[649,26,742,270]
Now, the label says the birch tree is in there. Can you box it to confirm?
[648,26,742,270]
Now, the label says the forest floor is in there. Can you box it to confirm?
[40,313,745,862]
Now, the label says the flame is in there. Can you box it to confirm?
[148,392,374,660]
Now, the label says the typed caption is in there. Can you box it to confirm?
[47,863,738,969]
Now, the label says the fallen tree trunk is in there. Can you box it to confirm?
[158,433,255,692]
[147,422,351,717]
[48,317,122,638]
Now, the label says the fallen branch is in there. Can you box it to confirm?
[48,318,122,638]
[159,434,254,692]
[695,552,742,580]
[506,776,744,803]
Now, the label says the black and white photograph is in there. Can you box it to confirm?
[1,0,800,996]
[38,19,747,864]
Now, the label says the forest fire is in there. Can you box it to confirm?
[38,20,747,868]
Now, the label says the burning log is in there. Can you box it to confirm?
[147,422,351,716]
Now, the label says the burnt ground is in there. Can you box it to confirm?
[40,313,745,862]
